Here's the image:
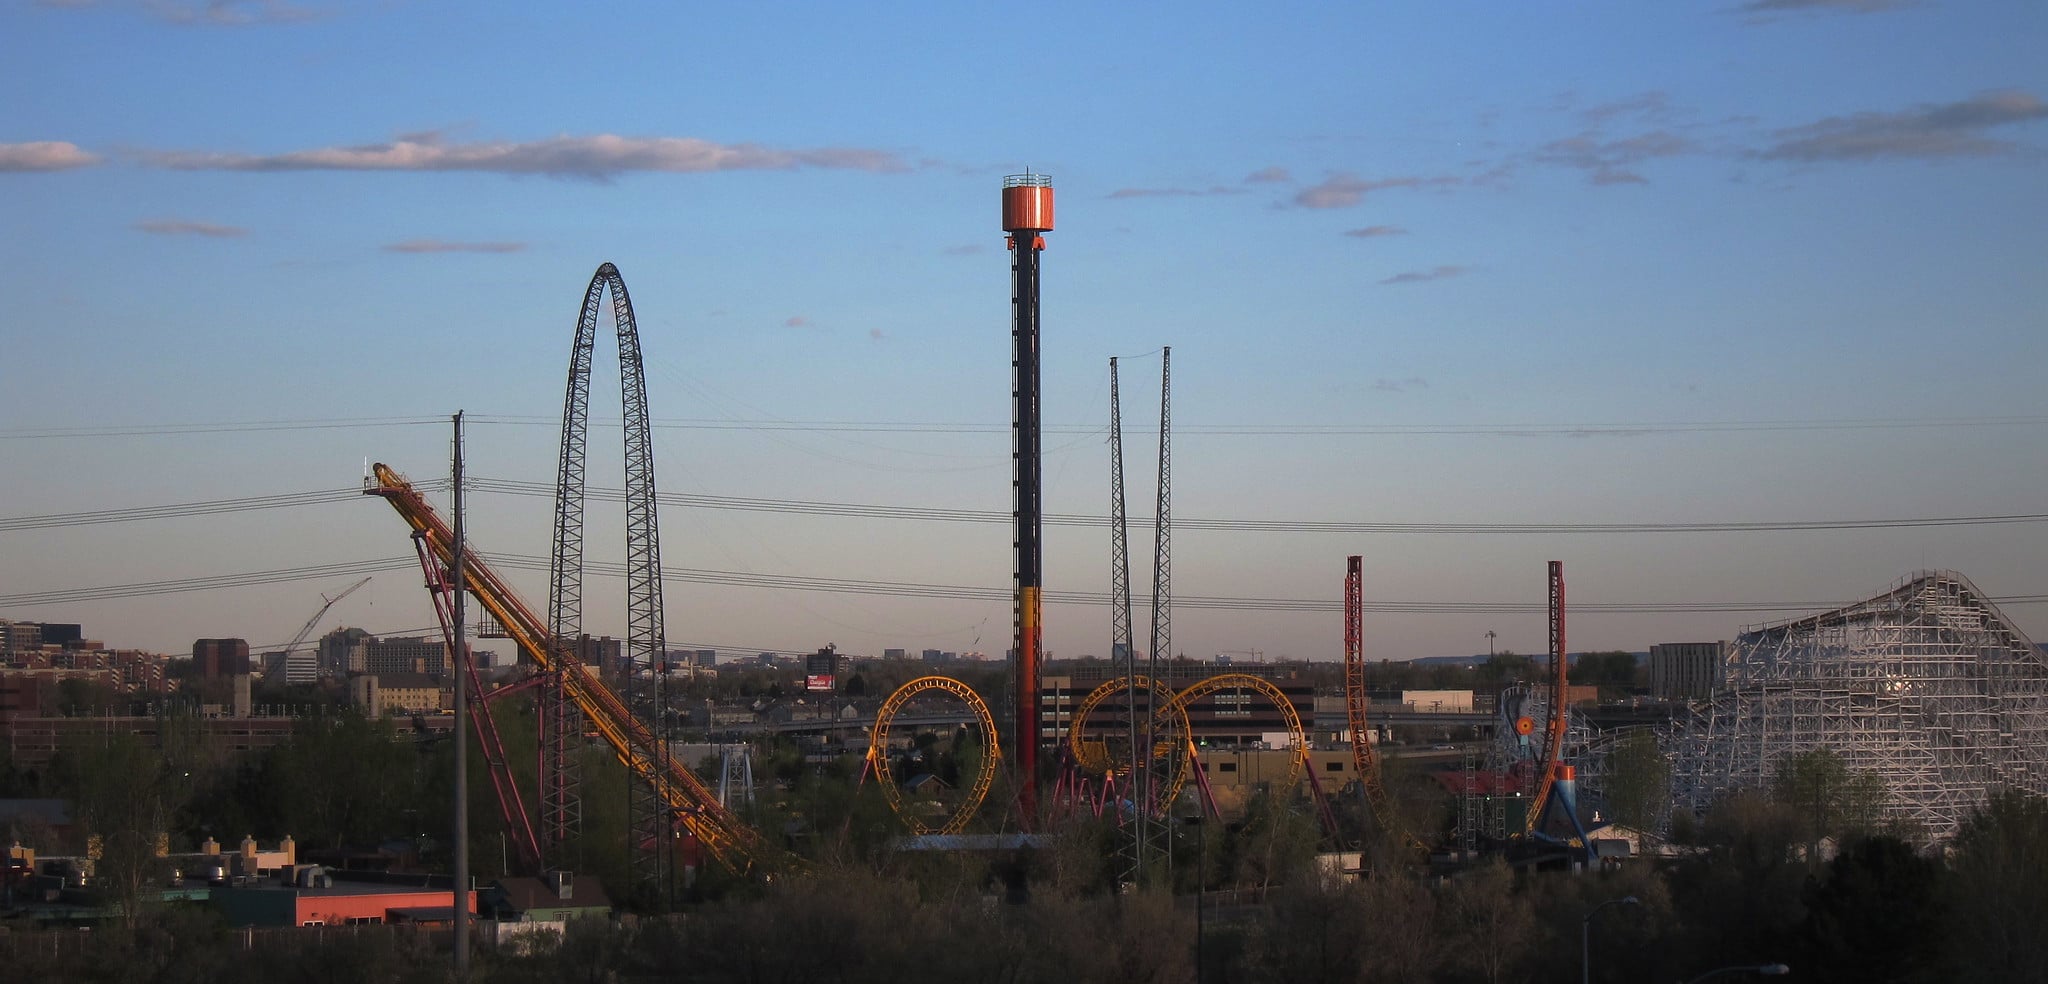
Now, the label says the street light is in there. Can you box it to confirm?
[1582,895,1641,984]
[1681,965,1791,983]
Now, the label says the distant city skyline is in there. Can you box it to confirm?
[3,2,2044,663]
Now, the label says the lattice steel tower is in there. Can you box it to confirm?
[1144,347,1174,829]
[1107,357,1144,882]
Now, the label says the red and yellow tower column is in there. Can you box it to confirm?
[1003,173,1054,820]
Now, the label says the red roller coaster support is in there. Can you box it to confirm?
[410,532,543,873]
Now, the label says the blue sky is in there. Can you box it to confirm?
[3,0,2045,663]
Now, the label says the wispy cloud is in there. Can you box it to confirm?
[1106,185,1244,199]
[1580,91,1676,125]
[1760,90,2048,161]
[1379,265,1466,285]
[135,219,247,237]
[1344,225,1408,238]
[1737,0,1916,15]
[1294,173,1456,209]
[148,0,323,25]
[1371,377,1429,392]
[1244,165,1292,184]
[0,141,100,172]
[142,132,912,180]
[1533,130,1695,185]
[37,0,325,24]
[382,239,525,254]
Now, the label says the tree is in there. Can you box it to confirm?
[64,734,184,928]
[1476,653,1534,687]
[1665,791,1806,971]
[1441,859,1536,984]
[1568,651,1639,690]
[1599,731,1670,832]
[1942,790,2048,983]
[1771,748,1887,864]
[256,711,421,848]
[1798,836,1945,983]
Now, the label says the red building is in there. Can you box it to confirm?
[213,869,476,927]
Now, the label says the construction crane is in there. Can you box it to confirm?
[279,576,371,679]
[365,462,762,870]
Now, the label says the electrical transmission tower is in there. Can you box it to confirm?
[1108,357,1144,884]
[1143,347,1174,871]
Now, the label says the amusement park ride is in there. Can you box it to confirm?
[360,179,1592,887]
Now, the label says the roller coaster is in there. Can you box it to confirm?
[380,457,1411,862]
[862,670,1340,836]
[367,463,763,870]
[362,258,1410,875]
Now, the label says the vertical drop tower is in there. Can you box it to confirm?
[1004,172,1053,819]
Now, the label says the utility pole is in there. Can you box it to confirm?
[451,411,470,978]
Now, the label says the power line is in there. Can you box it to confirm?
[6,412,2047,440]
[7,551,2042,614]
[0,487,387,532]
[468,477,2048,535]
[4,477,2042,537]
[0,416,446,439]
[0,558,415,606]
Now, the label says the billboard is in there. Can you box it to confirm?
[805,649,838,693]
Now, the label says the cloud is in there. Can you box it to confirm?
[784,316,812,328]
[1737,0,1915,14]
[1533,129,1695,185]
[1378,265,1466,285]
[1294,173,1456,209]
[1760,90,2048,161]
[134,219,247,237]
[148,0,324,25]
[1243,166,1292,184]
[1580,91,1675,125]
[142,132,912,180]
[0,141,100,172]
[382,239,525,254]
[1371,377,1429,392]
[38,0,325,24]
[1106,185,1244,199]
[1343,225,1408,238]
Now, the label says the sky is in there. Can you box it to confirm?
[3,0,2045,665]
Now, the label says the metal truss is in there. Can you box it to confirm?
[1107,358,1145,884]
[1660,570,2048,842]
[552,263,673,896]
[1144,349,1175,876]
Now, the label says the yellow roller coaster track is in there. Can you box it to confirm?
[865,675,1002,835]
[1065,675,1188,777]
[367,463,762,870]
[1066,673,1313,817]
[1162,673,1309,801]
